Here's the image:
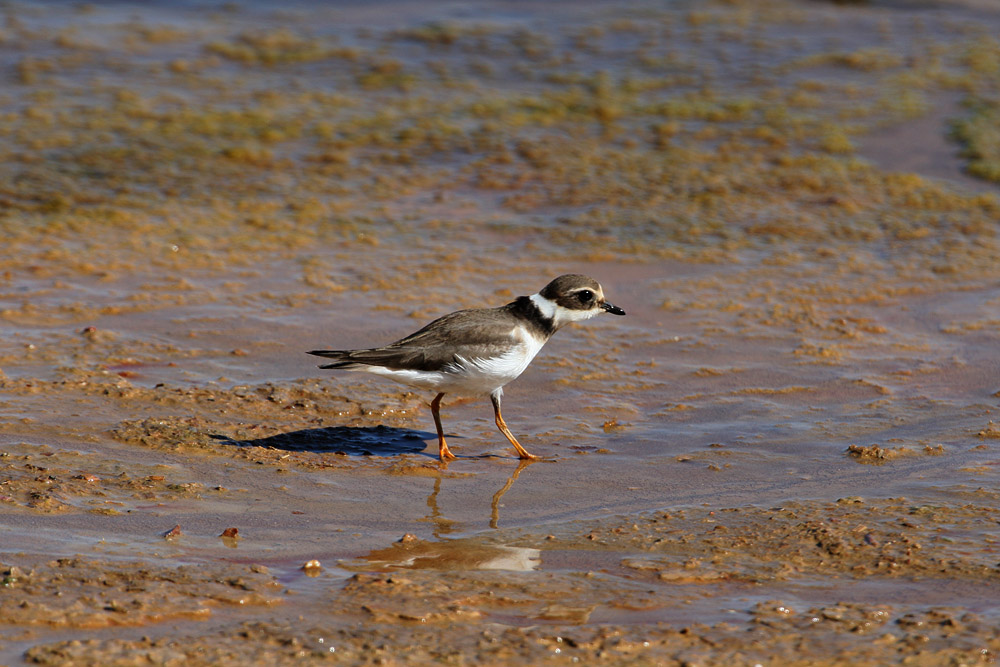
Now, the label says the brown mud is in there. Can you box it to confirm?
[3,0,1000,664]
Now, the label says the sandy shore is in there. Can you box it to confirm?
[2,0,1000,664]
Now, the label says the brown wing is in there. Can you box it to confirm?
[309,306,521,371]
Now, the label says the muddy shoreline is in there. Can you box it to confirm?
[3,0,1000,664]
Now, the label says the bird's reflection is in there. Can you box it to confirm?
[352,458,547,573]
[423,476,458,536]
[421,458,542,536]
[356,533,541,572]
[489,458,536,529]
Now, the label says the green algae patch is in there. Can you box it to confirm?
[952,101,1000,183]
[205,30,361,65]
[2,0,1000,286]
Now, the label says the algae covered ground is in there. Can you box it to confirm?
[2,0,1000,664]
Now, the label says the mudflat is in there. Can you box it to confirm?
[2,1,1000,664]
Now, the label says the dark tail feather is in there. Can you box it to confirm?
[308,349,348,358]
[307,349,354,370]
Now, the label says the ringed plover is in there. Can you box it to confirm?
[308,274,625,461]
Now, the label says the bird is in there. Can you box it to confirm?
[308,274,626,461]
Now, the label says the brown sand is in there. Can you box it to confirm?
[2,0,1000,664]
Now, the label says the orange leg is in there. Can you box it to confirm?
[430,392,457,461]
[490,391,538,460]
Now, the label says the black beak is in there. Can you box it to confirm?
[602,301,626,316]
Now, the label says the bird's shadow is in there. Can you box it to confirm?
[212,425,441,457]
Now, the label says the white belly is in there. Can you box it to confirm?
[359,336,544,397]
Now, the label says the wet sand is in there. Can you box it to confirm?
[2,0,1000,664]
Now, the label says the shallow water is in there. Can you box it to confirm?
[3,0,1000,664]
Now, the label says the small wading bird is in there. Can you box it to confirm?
[308,274,626,461]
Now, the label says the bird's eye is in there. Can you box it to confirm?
[578,290,594,303]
